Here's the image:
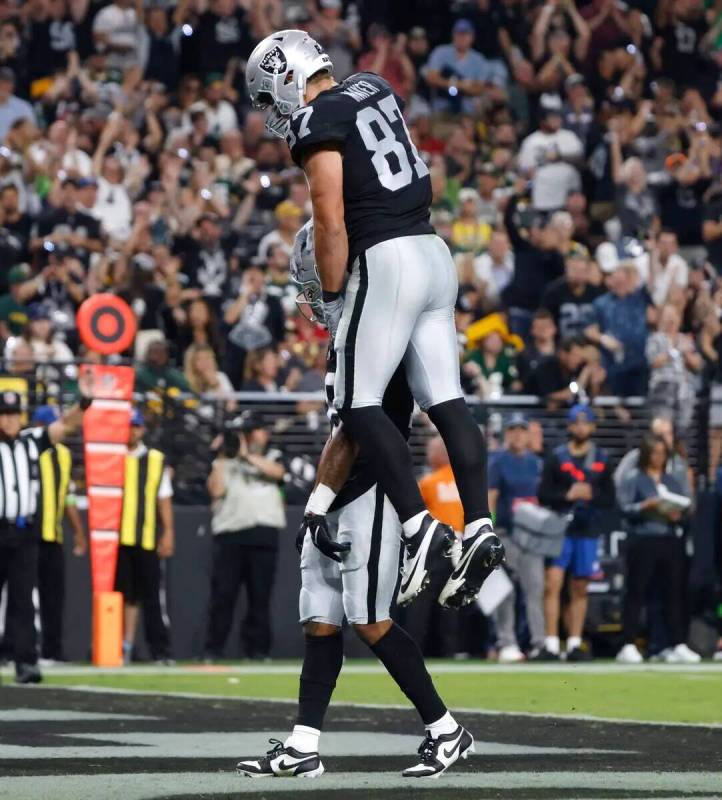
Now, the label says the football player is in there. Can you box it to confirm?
[245,30,503,609]
[236,221,474,779]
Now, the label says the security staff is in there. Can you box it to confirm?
[205,412,286,660]
[0,389,89,684]
[34,405,87,663]
[115,409,175,664]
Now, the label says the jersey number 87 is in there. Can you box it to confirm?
[289,94,429,193]
[356,95,429,192]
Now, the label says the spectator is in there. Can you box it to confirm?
[615,416,693,504]
[181,215,231,303]
[450,188,492,254]
[529,334,586,407]
[0,67,34,140]
[357,25,414,100]
[562,74,595,150]
[184,342,234,400]
[135,339,190,394]
[224,264,285,387]
[489,413,545,662]
[472,228,514,305]
[23,301,74,367]
[307,0,361,81]
[92,0,140,72]
[610,126,660,240]
[646,305,702,434]
[425,18,507,116]
[33,178,103,267]
[538,404,615,661]
[616,435,700,664]
[642,230,689,309]
[541,248,604,339]
[408,436,462,658]
[257,200,304,263]
[585,258,652,397]
[502,196,565,340]
[139,5,181,90]
[205,412,287,660]
[463,313,522,398]
[27,0,79,87]
[518,95,583,212]
[0,265,32,339]
[474,164,503,225]
[184,74,239,140]
[702,185,722,275]
[517,309,557,391]
[176,298,223,359]
[242,346,300,394]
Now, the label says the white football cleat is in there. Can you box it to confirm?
[402,725,474,778]
[236,739,324,778]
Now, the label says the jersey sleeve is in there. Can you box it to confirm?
[287,93,356,167]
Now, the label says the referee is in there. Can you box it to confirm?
[0,389,89,684]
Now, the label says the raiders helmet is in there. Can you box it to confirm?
[245,29,333,138]
[290,219,324,323]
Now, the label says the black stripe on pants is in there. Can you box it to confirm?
[622,535,686,646]
[342,253,368,411]
[38,540,65,660]
[366,488,384,625]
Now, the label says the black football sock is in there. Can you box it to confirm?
[296,630,344,731]
[428,398,490,525]
[338,405,426,523]
[368,623,447,725]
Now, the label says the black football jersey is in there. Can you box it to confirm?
[288,72,433,263]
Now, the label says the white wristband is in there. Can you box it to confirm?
[305,483,337,515]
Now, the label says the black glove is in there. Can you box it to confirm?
[296,513,351,563]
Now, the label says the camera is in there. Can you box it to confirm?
[221,430,241,458]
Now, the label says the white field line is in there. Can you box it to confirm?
[3,770,722,800]
[4,661,722,676]
[32,683,722,729]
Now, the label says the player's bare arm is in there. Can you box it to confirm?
[297,429,357,563]
[303,147,347,295]
[315,425,359,495]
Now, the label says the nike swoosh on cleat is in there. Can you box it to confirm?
[399,555,423,593]
[276,757,317,771]
[450,540,483,580]
[441,733,463,759]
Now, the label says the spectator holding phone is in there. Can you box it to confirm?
[615,435,700,664]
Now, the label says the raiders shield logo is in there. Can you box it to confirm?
[259,46,287,75]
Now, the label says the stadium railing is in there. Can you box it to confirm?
[0,360,711,503]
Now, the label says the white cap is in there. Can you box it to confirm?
[595,242,619,274]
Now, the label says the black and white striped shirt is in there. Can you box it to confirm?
[0,427,52,527]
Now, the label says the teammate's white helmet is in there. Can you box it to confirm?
[290,219,324,322]
[245,29,333,138]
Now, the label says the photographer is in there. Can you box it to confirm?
[204,411,287,661]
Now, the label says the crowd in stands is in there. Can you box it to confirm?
[0,0,720,438]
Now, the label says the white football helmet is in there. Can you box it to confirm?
[245,29,333,139]
[290,219,324,322]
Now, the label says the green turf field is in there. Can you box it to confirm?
[41,664,722,725]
